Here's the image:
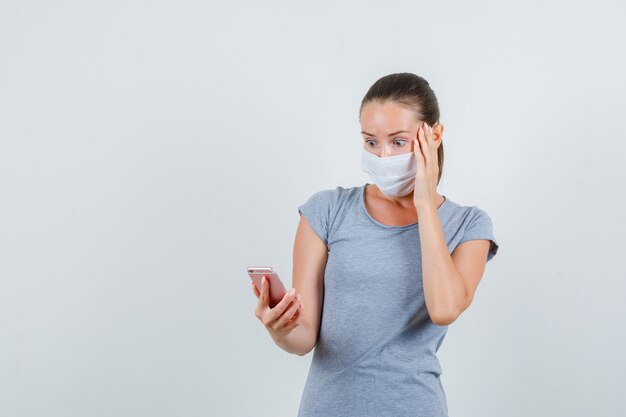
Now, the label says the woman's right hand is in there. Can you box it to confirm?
[252,276,304,338]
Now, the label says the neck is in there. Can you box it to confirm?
[369,184,415,206]
[368,184,442,209]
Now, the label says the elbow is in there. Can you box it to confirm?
[431,294,472,326]
[296,325,318,356]
[431,313,456,326]
[296,343,316,356]
[430,306,463,326]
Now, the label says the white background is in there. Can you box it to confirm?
[1,1,625,416]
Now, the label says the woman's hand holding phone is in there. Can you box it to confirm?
[252,276,304,338]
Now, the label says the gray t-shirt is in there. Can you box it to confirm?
[296,183,499,417]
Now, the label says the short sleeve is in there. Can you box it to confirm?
[458,207,500,262]
[297,189,337,246]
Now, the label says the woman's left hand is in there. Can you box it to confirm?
[412,122,439,209]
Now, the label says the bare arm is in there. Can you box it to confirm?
[416,203,490,325]
[290,214,327,354]
[251,214,327,355]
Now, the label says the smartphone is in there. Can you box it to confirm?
[247,266,288,308]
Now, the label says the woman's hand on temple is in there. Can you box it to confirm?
[252,276,304,338]
[412,122,439,209]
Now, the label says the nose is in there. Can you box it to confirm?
[379,144,396,158]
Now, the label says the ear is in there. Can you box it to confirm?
[432,123,444,149]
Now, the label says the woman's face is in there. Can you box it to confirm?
[360,101,422,158]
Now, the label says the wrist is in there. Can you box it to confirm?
[414,199,437,213]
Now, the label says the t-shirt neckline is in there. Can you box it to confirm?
[359,183,449,229]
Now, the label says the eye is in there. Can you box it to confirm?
[394,138,407,146]
[365,139,377,146]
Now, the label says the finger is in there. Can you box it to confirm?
[414,135,425,172]
[293,295,304,315]
[283,301,301,327]
[288,302,305,325]
[282,311,303,332]
[270,288,297,318]
[418,125,429,157]
[273,295,301,330]
[259,276,270,308]
[251,281,260,298]
[289,304,302,321]
[281,299,303,326]
[424,123,439,175]
[277,298,302,328]
[281,315,301,333]
[424,122,435,147]
[289,296,304,320]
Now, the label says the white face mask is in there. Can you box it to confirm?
[360,147,417,197]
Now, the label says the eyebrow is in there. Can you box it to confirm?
[361,130,410,137]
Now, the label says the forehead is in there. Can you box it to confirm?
[360,101,417,130]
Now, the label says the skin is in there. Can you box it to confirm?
[361,101,492,325]
[360,100,445,223]
[252,100,493,356]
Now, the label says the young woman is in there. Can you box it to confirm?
[251,72,499,417]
